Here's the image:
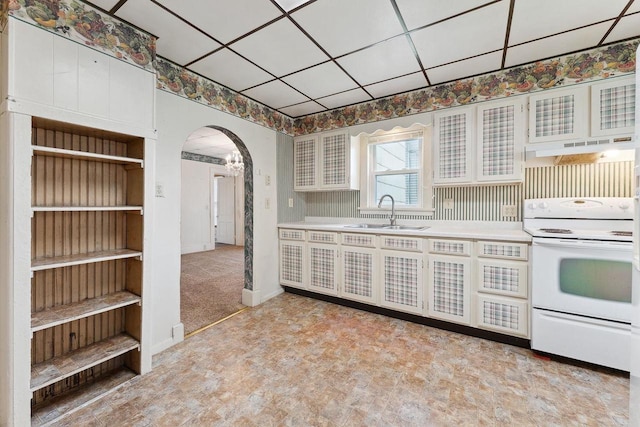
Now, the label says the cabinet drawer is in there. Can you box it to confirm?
[308,231,338,244]
[428,239,471,256]
[380,235,424,252]
[476,295,528,338]
[279,229,306,241]
[477,241,528,260]
[341,233,376,248]
[477,259,528,298]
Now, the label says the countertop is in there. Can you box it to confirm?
[278,219,532,242]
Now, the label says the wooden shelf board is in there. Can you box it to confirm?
[32,206,143,213]
[32,146,143,167]
[31,249,142,271]
[30,334,139,392]
[31,367,137,427]
[31,291,141,333]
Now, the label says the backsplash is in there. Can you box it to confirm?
[297,161,633,222]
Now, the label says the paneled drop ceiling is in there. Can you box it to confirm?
[90,0,640,119]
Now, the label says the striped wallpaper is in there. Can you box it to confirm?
[277,132,306,223]
[295,161,633,222]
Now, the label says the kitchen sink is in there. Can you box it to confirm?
[344,223,388,229]
[383,225,430,230]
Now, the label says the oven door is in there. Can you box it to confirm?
[532,237,632,322]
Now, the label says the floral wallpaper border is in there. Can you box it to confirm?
[155,57,294,135]
[8,0,156,72]
[7,0,639,138]
[181,151,225,165]
[293,39,639,135]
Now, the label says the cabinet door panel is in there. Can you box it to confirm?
[528,86,588,143]
[321,132,347,187]
[433,108,474,184]
[308,244,338,296]
[427,255,471,324]
[341,247,377,305]
[78,48,110,119]
[380,250,423,315]
[294,136,317,190]
[476,295,528,337]
[477,259,528,298]
[476,100,524,182]
[590,76,635,137]
[279,241,305,289]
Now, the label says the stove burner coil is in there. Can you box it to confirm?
[538,228,573,234]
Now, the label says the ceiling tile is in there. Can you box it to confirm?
[604,13,640,43]
[316,88,371,109]
[88,0,121,12]
[505,22,612,67]
[627,3,640,14]
[242,80,309,109]
[509,0,629,45]
[282,62,357,99]
[116,0,220,65]
[183,127,237,158]
[155,0,282,44]
[428,51,502,84]
[279,101,325,117]
[273,0,314,12]
[365,72,428,98]
[395,0,492,31]
[291,0,404,57]
[190,49,273,91]
[231,18,329,77]
[337,36,420,86]
[411,1,509,69]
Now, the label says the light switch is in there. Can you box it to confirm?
[265,175,271,186]
[288,198,294,208]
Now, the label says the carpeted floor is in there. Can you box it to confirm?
[180,245,246,335]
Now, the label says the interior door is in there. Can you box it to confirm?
[217,176,235,245]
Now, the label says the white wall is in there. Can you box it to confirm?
[180,159,215,254]
[152,90,281,354]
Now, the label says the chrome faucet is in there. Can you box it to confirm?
[377,194,396,226]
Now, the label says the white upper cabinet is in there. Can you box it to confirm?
[590,76,635,138]
[433,99,524,185]
[476,99,525,183]
[528,85,589,144]
[294,130,359,192]
[433,107,474,184]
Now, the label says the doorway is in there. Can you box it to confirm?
[179,126,248,335]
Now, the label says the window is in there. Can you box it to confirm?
[360,124,433,213]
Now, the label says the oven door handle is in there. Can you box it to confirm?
[532,238,632,250]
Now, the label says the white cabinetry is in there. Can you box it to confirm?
[433,107,474,184]
[340,233,378,305]
[278,229,306,289]
[474,241,529,337]
[528,86,589,143]
[426,239,472,325]
[433,99,524,185]
[590,76,635,137]
[476,99,525,182]
[379,235,424,315]
[307,231,339,296]
[294,130,359,191]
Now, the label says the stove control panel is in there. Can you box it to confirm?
[524,197,634,219]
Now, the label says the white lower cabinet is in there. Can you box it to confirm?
[474,240,529,338]
[340,233,378,305]
[278,229,531,340]
[379,240,424,315]
[279,230,306,289]
[427,254,472,325]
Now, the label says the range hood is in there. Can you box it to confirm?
[526,135,636,157]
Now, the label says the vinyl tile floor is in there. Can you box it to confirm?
[54,293,629,426]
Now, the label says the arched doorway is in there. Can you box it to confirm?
[179,126,253,335]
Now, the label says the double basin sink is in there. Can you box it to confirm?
[344,223,429,231]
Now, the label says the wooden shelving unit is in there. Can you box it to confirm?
[29,117,147,416]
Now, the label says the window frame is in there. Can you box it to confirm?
[358,124,433,214]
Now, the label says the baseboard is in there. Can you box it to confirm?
[151,322,184,355]
[261,287,284,303]
[242,288,260,307]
